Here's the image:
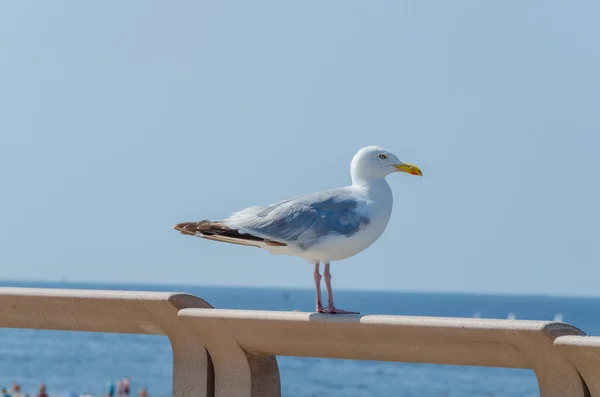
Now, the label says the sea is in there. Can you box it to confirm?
[1,281,600,397]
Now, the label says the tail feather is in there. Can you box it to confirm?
[174,220,286,247]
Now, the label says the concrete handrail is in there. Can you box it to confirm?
[2,288,599,397]
[178,309,588,397]
[556,335,600,396]
[0,288,214,397]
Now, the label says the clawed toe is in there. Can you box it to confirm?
[325,307,360,314]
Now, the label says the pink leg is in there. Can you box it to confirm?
[323,262,359,314]
[314,262,324,313]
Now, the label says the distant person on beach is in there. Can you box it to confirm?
[121,378,130,397]
[11,383,22,397]
[105,381,115,397]
[138,388,147,397]
[2,388,10,397]
[36,384,48,397]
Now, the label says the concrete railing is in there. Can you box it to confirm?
[1,288,599,397]
[0,288,214,397]
[556,336,600,396]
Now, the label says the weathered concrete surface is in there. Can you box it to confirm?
[179,309,588,397]
[179,308,281,397]
[1,288,596,397]
[556,335,600,396]
[0,288,214,397]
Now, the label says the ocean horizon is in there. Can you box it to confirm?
[2,278,599,300]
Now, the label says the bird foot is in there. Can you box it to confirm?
[324,307,360,314]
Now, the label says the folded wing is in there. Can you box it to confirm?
[223,189,371,250]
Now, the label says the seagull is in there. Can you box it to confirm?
[174,146,422,314]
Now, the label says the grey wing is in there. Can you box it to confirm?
[223,191,371,249]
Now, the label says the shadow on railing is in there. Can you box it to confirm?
[0,287,598,397]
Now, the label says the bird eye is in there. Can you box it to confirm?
[378,154,387,160]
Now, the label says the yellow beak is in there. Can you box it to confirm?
[394,163,422,176]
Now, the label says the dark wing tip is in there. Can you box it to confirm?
[173,220,288,247]
[174,222,199,236]
[265,239,287,247]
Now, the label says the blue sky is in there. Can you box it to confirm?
[1,1,599,295]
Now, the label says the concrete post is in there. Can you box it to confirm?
[179,309,588,397]
[556,335,600,396]
[0,288,214,397]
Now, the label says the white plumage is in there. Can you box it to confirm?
[175,145,422,314]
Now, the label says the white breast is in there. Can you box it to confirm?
[289,180,394,263]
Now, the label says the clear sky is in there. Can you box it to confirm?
[1,1,599,295]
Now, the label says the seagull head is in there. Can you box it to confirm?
[350,146,422,182]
